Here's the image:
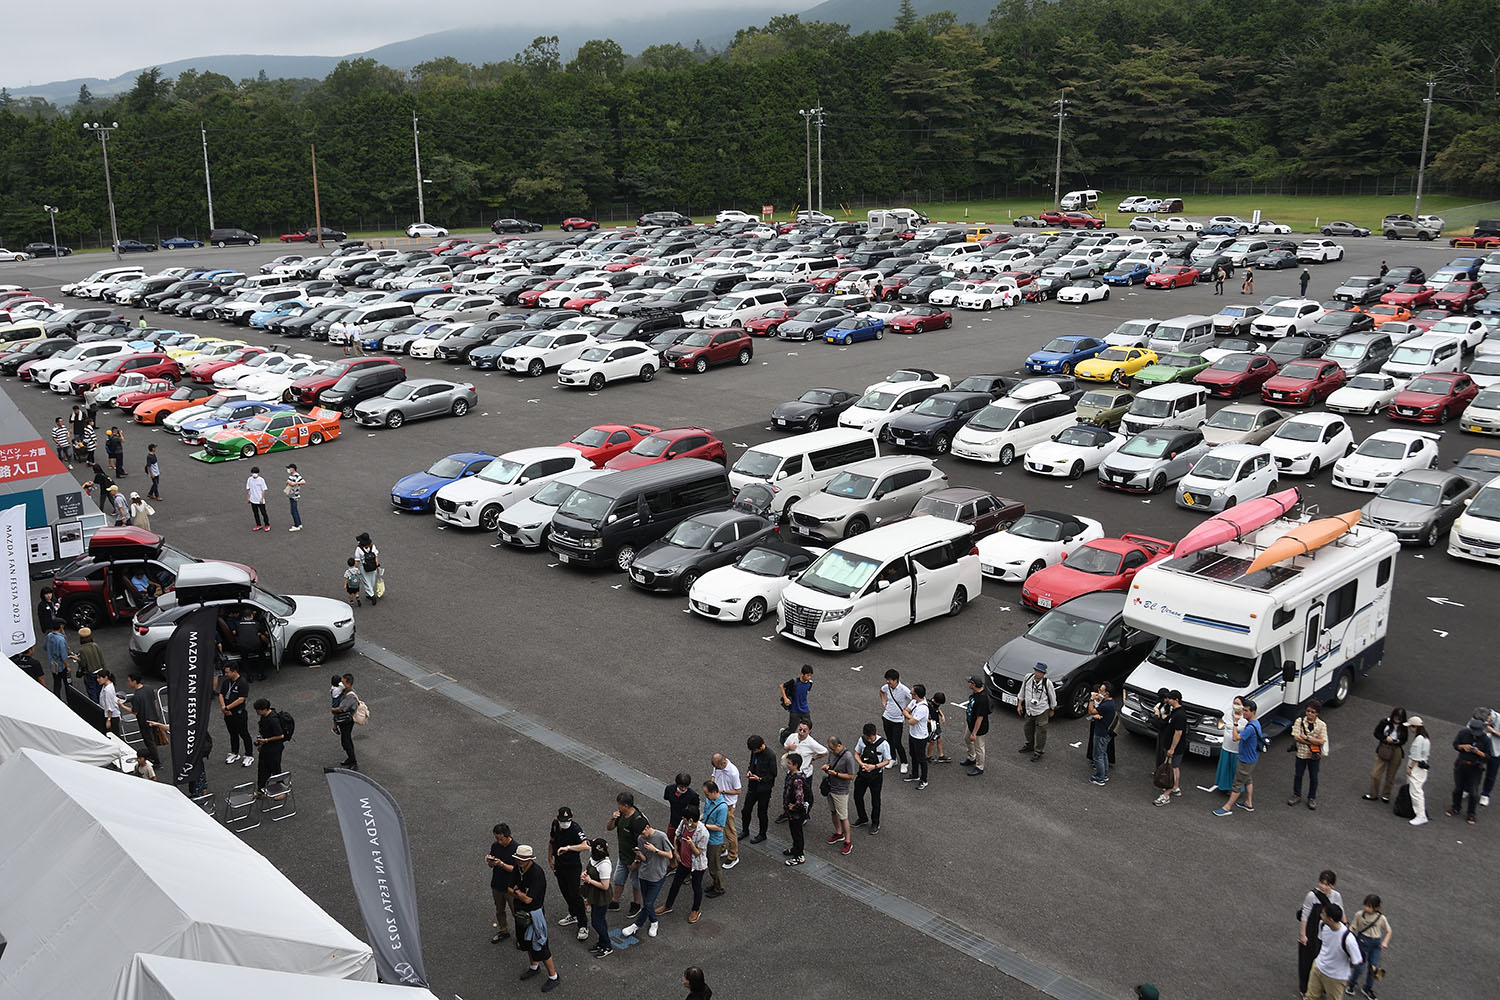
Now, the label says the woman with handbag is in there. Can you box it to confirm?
[1365,707,1408,803]
[1349,895,1391,998]
[1405,717,1431,826]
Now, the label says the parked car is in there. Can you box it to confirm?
[433,447,595,530]
[1174,444,1279,511]
[1387,371,1480,424]
[661,328,753,372]
[1200,404,1287,446]
[786,455,946,542]
[352,377,476,428]
[1097,427,1212,494]
[603,426,726,471]
[1263,412,1355,478]
[391,451,494,513]
[1261,359,1345,406]
[628,494,778,594]
[975,510,1105,581]
[1361,469,1478,545]
[1322,221,1371,238]
[689,539,822,625]
[1021,533,1174,610]
[1023,424,1126,479]
[1195,353,1279,398]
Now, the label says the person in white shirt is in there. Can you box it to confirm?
[1405,716,1432,825]
[347,321,365,356]
[245,466,269,531]
[333,319,349,354]
[1304,903,1362,1000]
[710,752,742,869]
[902,685,932,788]
[879,669,913,774]
[779,722,826,825]
[96,670,122,737]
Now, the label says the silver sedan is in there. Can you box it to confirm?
[353,378,478,429]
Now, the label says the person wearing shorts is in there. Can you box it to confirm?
[1216,700,1261,816]
[821,736,857,855]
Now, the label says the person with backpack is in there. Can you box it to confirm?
[1349,896,1391,999]
[1216,699,1263,816]
[332,673,361,770]
[105,425,126,479]
[355,533,382,606]
[852,722,893,834]
[1303,902,1362,1000]
[777,664,813,742]
[1297,870,1344,995]
[253,698,288,794]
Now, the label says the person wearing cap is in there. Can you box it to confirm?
[77,626,106,703]
[127,491,154,531]
[962,675,991,776]
[1135,987,1160,1000]
[1448,710,1490,824]
[107,484,129,526]
[547,806,591,939]
[1016,663,1057,763]
[510,845,560,992]
[285,464,306,532]
[1404,716,1431,825]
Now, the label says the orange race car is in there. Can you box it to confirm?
[193,407,341,462]
[131,385,220,424]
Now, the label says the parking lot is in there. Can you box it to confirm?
[5,228,1498,999]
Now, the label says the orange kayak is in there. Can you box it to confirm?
[1244,510,1361,575]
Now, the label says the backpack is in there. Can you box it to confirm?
[361,551,378,572]
[352,697,370,725]
[276,708,295,741]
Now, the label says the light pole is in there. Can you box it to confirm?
[1052,89,1068,209]
[413,111,426,226]
[1414,80,1435,218]
[42,204,60,258]
[798,109,813,215]
[84,121,122,260]
[201,122,216,231]
[798,107,825,213]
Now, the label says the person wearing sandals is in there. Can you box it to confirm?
[1349,896,1391,999]
[1364,707,1407,803]
[1404,717,1431,825]
[1448,710,1490,824]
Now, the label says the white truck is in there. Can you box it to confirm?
[1117,512,1399,755]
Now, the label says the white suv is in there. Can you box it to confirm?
[434,447,595,530]
[499,331,596,377]
[1251,299,1326,338]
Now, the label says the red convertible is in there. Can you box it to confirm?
[887,305,953,334]
[559,423,660,467]
[187,346,266,383]
[746,307,801,336]
[1145,265,1201,289]
[1020,533,1174,611]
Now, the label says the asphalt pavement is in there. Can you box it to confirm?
[5,233,1498,999]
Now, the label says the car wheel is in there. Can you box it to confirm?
[639,365,655,383]
[1068,460,1084,480]
[948,586,968,617]
[874,327,884,339]
[1025,560,1045,580]
[66,600,104,631]
[1151,473,1167,494]
[341,404,356,419]
[844,516,869,538]
[1063,679,1090,718]
[1102,289,1110,300]
[309,431,324,445]
[293,632,331,665]
[479,505,503,532]
[1308,458,1321,476]
[803,329,816,342]
[1438,406,1450,424]
[452,399,469,417]
[738,348,752,364]
[1321,228,1331,236]
[1423,522,1439,548]
[1224,496,1237,509]
[848,618,876,653]
[527,359,544,378]
[239,443,257,459]
[694,357,709,374]
[679,569,701,593]
[744,597,768,625]
[929,432,949,455]
[1111,369,1126,385]
[614,544,637,572]
[731,320,742,328]
[998,444,1015,466]
[1328,667,1353,706]
[588,373,606,391]
[216,241,226,247]
[386,410,405,429]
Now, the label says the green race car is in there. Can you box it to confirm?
[1133,352,1212,388]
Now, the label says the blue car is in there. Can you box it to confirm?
[1025,335,1107,374]
[162,236,205,249]
[176,401,292,443]
[1102,262,1151,286]
[391,451,495,512]
[1200,223,1239,237]
[1475,295,1500,316]
[115,239,157,253]
[825,315,885,345]
[250,300,308,329]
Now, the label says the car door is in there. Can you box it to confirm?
[710,331,738,364]
[1164,433,1201,480]
[412,382,447,419]
[1438,476,1473,530]
[870,557,916,632]
[669,435,710,460]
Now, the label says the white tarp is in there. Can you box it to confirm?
[0,654,122,767]
[0,749,375,998]
[113,955,441,1000]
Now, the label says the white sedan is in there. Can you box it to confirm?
[1326,373,1403,415]
[1056,279,1111,304]
[556,342,660,390]
[1159,217,1202,232]
[976,511,1105,581]
[689,542,822,625]
[1023,425,1125,479]
[499,331,597,377]
[406,223,450,238]
[1331,429,1440,492]
[1263,412,1355,477]
[1127,216,1162,232]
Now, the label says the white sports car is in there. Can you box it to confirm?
[689,542,822,625]
[1023,425,1125,479]
[238,358,329,400]
[406,223,450,238]
[1325,373,1403,415]
[1056,279,1110,304]
[976,511,1105,581]
[1252,221,1292,235]
[1159,218,1202,232]
[1331,429,1440,492]
[954,280,1020,310]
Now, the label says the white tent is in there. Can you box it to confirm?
[0,654,126,767]
[113,955,440,1000]
[0,749,375,998]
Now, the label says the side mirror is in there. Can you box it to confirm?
[1281,660,1297,684]
[876,579,891,592]
[518,477,530,485]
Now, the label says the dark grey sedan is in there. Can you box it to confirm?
[777,307,853,342]
[1360,469,1478,546]
[353,378,478,429]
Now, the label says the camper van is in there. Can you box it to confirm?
[1117,512,1399,752]
[1059,190,1100,212]
[868,208,928,231]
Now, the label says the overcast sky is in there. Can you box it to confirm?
[7,0,816,86]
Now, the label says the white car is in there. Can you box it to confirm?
[1023,425,1125,478]
[1264,412,1355,477]
[1296,239,1344,263]
[0,248,31,262]
[238,357,328,400]
[1159,217,1201,232]
[1250,299,1326,338]
[1117,196,1152,213]
[689,542,823,625]
[49,357,113,393]
[586,289,656,317]
[407,325,468,359]
[1252,220,1292,235]
[433,447,595,530]
[716,210,757,224]
[423,295,503,323]
[1175,444,1278,512]
[1207,216,1253,234]
[1326,373,1404,415]
[1462,386,1500,434]
[406,223,450,238]
[499,331,597,376]
[1332,429,1439,492]
[1447,474,1500,565]
[864,369,951,394]
[212,351,292,389]
[537,277,612,310]
[954,280,1020,310]
[86,372,160,408]
[556,342,660,389]
[1467,343,1500,388]
[927,281,974,307]
[975,511,1105,581]
[495,468,610,549]
[1428,316,1488,352]
[28,342,137,385]
[1127,216,1161,232]
[1056,279,1111,304]
[839,381,946,440]
[1104,319,1160,347]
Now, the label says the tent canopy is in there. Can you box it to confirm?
[0,750,374,998]
[114,955,440,1000]
[0,655,124,767]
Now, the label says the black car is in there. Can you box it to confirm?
[770,387,858,432]
[627,497,777,594]
[953,374,1024,397]
[115,239,157,253]
[1022,275,1069,301]
[637,211,693,228]
[25,242,71,257]
[301,227,348,243]
[618,288,716,317]
[491,218,543,234]
[1383,265,1427,286]
[468,330,545,371]
[1312,311,1375,338]
[0,337,76,374]
[1248,249,1299,269]
[1266,336,1329,367]
[886,390,994,454]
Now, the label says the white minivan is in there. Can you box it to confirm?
[924,242,984,266]
[1147,314,1215,355]
[728,428,880,516]
[951,393,1078,465]
[1119,384,1208,436]
[700,288,787,328]
[1382,334,1464,378]
[777,518,981,653]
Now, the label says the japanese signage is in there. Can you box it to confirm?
[0,440,67,483]
[55,491,84,519]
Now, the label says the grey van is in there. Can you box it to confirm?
[1323,332,1393,375]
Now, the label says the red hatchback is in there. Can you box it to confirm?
[559,423,661,467]
[1388,371,1480,424]
[1380,282,1436,308]
[69,352,179,395]
[187,346,266,383]
[1195,353,1279,397]
[517,281,564,308]
[1020,533,1175,612]
[602,426,725,471]
[1431,281,1487,312]
[1261,359,1345,406]
[660,328,753,373]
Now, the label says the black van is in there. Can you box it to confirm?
[547,458,732,571]
[318,362,407,417]
[209,228,261,247]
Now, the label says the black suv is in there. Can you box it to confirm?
[638,211,693,228]
[208,228,260,246]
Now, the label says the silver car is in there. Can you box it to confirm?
[1360,469,1478,546]
[1097,427,1211,494]
[1201,404,1287,446]
[353,377,478,429]
[788,455,947,542]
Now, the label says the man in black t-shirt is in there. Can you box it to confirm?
[548,806,590,937]
[13,646,45,687]
[486,823,519,945]
[1154,690,1188,805]
[252,699,285,793]
[962,675,992,776]
[511,845,559,991]
[123,673,163,769]
[218,665,253,767]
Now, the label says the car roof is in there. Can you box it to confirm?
[1024,509,1087,529]
[844,455,936,475]
[400,378,464,389]
[584,457,725,497]
[1369,428,1438,442]
[444,451,495,463]
[1392,468,1460,486]
[1205,443,1271,459]
[649,426,714,441]
[923,486,1002,504]
[829,515,972,557]
[498,446,589,463]
[1285,412,1346,426]
[925,391,992,403]
[1219,403,1281,415]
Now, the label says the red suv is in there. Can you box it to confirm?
[1039,210,1104,229]
[68,352,179,395]
[1431,281,1487,313]
[603,426,726,471]
[288,356,391,405]
[661,329,754,373]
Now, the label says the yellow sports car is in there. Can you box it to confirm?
[1075,346,1159,383]
[164,336,229,360]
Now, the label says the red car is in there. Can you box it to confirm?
[68,352,180,395]
[603,426,725,471]
[562,291,610,312]
[559,423,661,467]
[603,256,649,273]
[1450,234,1500,249]
[808,267,860,292]
[1039,210,1104,229]
[1387,371,1479,424]
[1260,359,1345,406]
[517,280,564,308]
[186,346,266,383]
[661,328,753,373]
[887,305,953,334]
[1379,282,1436,308]
[287,356,391,406]
[114,380,179,411]
[1145,265,1201,289]
[427,238,468,255]
[277,231,309,243]
[1431,281,1487,312]
[459,242,503,258]
[1020,533,1175,612]
[1409,308,1450,332]
[996,269,1036,288]
[746,307,802,336]
[1195,353,1279,397]
[977,232,1014,247]
[560,217,600,232]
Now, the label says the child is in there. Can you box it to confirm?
[133,755,157,781]
[330,673,346,709]
[343,557,362,607]
[928,692,949,763]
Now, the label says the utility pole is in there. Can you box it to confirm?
[412,110,425,225]
[815,107,824,213]
[798,109,813,214]
[311,144,323,249]
[42,204,60,257]
[1052,90,1067,209]
[84,122,122,260]
[1414,80,1435,218]
[200,122,216,232]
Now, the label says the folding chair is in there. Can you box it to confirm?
[259,771,296,822]
[221,780,260,832]
[190,791,216,816]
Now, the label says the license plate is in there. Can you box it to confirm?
[557,553,570,563]
[1001,692,1019,706]
[1472,425,1485,433]
[631,569,645,581]
[1189,744,1211,757]
[1183,492,1196,506]
[776,418,786,426]
[500,532,515,543]
[1271,392,1284,399]
[792,625,809,637]
[1037,597,1052,609]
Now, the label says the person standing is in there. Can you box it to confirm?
[1017,663,1057,763]
[347,320,365,356]
[285,463,305,531]
[13,645,45,687]
[128,492,154,531]
[1405,716,1431,825]
[548,806,592,940]
[511,846,560,992]
[332,674,360,770]
[1365,707,1408,803]
[962,675,991,776]
[96,670,123,737]
[343,558,362,607]
[821,735,856,855]
[741,736,776,843]
[605,791,647,917]
[80,419,98,466]
[107,485,130,526]
[1088,683,1117,785]
[901,685,932,788]
[51,417,72,468]
[252,699,286,793]
[699,781,728,898]
[1378,261,1388,278]
[486,823,519,944]
[663,773,699,834]
[355,533,381,605]
[1480,706,1500,807]
[245,467,269,531]
[1303,903,1362,1000]
[105,425,125,478]
[852,722,892,834]
[928,691,949,764]
[657,806,707,922]
[36,586,62,633]
[1298,870,1344,995]
[335,319,350,356]
[1241,264,1254,295]
[44,620,74,700]
[76,627,105,701]
[620,816,671,939]
[1448,710,1489,824]
[1211,696,1246,792]
[781,755,809,866]
[218,664,253,767]
[878,669,912,773]
[579,839,614,957]
[780,721,827,821]
[709,753,741,868]
[1349,896,1391,999]
[122,673,164,771]
[778,664,814,742]
[1213,265,1225,295]
[1217,699,1262,816]
[145,443,161,500]
[1288,700,1328,810]
[1299,268,1311,297]
[1153,690,1187,806]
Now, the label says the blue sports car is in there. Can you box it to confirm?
[175,401,292,444]
[391,451,494,512]
[250,300,308,329]
[162,236,205,249]
[1102,262,1151,286]
[1025,335,1107,375]
[825,315,885,346]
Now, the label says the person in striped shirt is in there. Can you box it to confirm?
[51,417,73,467]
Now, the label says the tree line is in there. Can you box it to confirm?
[1,0,1497,246]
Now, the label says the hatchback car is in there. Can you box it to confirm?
[1175,444,1279,511]
[1195,353,1279,398]
[1097,427,1211,494]
[353,377,476,428]
[1263,413,1355,478]
[603,427,726,471]
[1261,359,1345,406]
[1360,469,1479,546]
[1388,371,1479,424]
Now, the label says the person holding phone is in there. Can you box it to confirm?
[621,816,671,939]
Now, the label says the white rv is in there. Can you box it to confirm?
[1060,189,1100,211]
[1117,513,1399,754]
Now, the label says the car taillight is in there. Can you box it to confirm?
[135,626,148,635]
[969,546,979,556]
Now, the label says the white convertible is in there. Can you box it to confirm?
[975,511,1104,581]
[689,540,822,625]
[1023,425,1125,479]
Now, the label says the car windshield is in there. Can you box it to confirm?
[1266,304,1302,318]
[1099,348,1131,362]
[530,480,578,507]
[1067,544,1128,576]
[1191,455,1240,481]
[796,549,881,598]
[572,429,607,449]
[732,450,781,479]
[1356,438,1410,460]
[823,472,876,499]
[912,398,959,418]
[630,436,671,458]
[578,347,611,362]
[1210,355,1255,372]
[665,519,715,549]
[1207,409,1257,430]
[1281,362,1323,379]
[235,415,272,433]
[1473,389,1500,409]
[1273,421,1323,442]
[1027,608,1107,653]
[1441,283,1472,293]
[383,383,426,401]
[1407,376,1454,395]
[1468,358,1500,376]
[1346,375,1390,392]
[1130,397,1174,418]
[1466,488,1500,521]
[1008,514,1065,542]
[1148,639,1254,687]
[1323,341,1367,359]
[477,457,524,484]
[1378,479,1442,505]
[912,496,963,520]
[556,488,611,524]
[1042,338,1081,353]
[856,390,898,411]
[1111,320,1155,339]
[1079,391,1123,409]
[966,403,1023,432]
[1160,354,1198,367]
[1120,435,1171,458]
[1390,345,1434,365]
[798,390,834,405]
[1055,427,1103,447]
[735,547,791,576]
[426,457,467,478]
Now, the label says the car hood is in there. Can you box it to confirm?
[392,470,454,497]
[632,540,708,573]
[975,532,1055,563]
[1026,350,1072,363]
[793,491,864,520]
[1363,497,1436,522]
[693,564,780,602]
[1263,375,1314,390]
[1201,427,1257,445]
[888,412,950,433]
[285,594,355,628]
[1336,455,1405,475]
[986,633,1087,683]
[354,397,404,415]
[772,401,822,419]
[1100,453,1166,473]
[434,475,508,503]
[602,453,661,471]
[1193,368,1243,383]
[1391,391,1449,406]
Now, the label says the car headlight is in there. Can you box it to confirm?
[1400,521,1423,529]
[1293,454,1311,462]
[458,499,476,507]
[521,522,542,530]
[334,618,353,628]
[411,487,429,497]
[722,597,742,604]
[824,608,852,622]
